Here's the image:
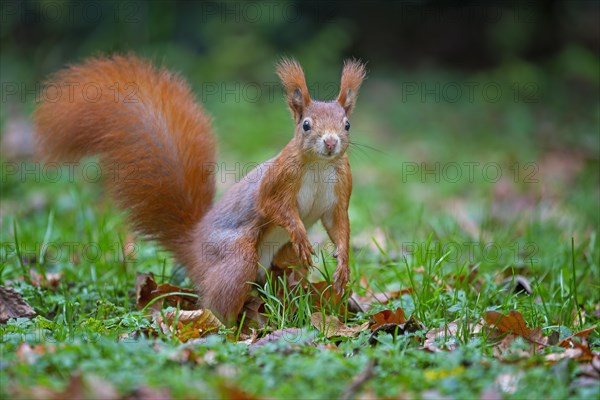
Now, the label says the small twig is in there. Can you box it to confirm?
[340,359,377,400]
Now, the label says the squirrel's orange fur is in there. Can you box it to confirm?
[34,55,366,324]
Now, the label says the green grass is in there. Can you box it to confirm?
[1,67,599,399]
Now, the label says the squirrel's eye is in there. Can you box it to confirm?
[303,120,311,132]
[344,120,351,131]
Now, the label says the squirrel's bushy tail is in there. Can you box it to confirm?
[34,55,216,260]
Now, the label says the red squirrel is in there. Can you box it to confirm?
[34,55,366,324]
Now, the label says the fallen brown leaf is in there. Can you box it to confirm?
[499,275,533,295]
[423,320,460,352]
[484,310,548,360]
[249,328,308,351]
[577,355,600,380]
[557,325,597,346]
[308,281,347,314]
[152,283,197,310]
[167,347,204,365]
[216,382,259,400]
[240,295,267,331]
[484,312,598,363]
[247,328,323,355]
[484,310,545,344]
[135,272,198,312]
[29,270,63,291]
[16,342,54,365]
[84,375,121,400]
[368,316,426,345]
[135,273,159,311]
[0,285,36,323]
[371,308,407,331]
[551,325,598,362]
[368,308,426,345]
[593,353,600,371]
[125,385,172,400]
[310,312,369,339]
[154,309,224,342]
[544,348,589,363]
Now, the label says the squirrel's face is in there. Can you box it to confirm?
[276,58,366,161]
[295,101,350,160]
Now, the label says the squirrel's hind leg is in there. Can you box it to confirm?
[198,238,259,325]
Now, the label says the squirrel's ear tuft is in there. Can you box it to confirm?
[337,59,366,115]
[276,58,311,121]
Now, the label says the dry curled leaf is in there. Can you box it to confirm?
[248,328,324,355]
[557,325,597,347]
[499,275,533,295]
[371,308,407,331]
[549,325,598,362]
[29,270,63,291]
[249,328,308,351]
[135,272,197,312]
[16,343,54,365]
[575,354,600,381]
[308,281,347,314]
[241,295,267,331]
[485,311,598,363]
[593,354,600,372]
[167,347,204,365]
[154,309,224,342]
[484,310,545,344]
[369,317,425,340]
[126,385,172,400]
[544,348,590,363]
[152,283,197,310]
[484,310,558,361]
[136,273,159,311]
[216,382,259,400]
[0,285,36,323]
[368,308,426,345]
[310,312,369,339]
[423,320,460,352]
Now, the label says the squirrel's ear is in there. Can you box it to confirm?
[337,59,366,115]
[276,58,311,121]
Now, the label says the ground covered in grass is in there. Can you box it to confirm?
[1,64,599,399]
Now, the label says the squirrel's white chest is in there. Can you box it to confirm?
[257,163,337,270]
[296,163,338,223]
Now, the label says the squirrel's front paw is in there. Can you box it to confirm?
[332,263,349,295]
[293,238,315,267]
